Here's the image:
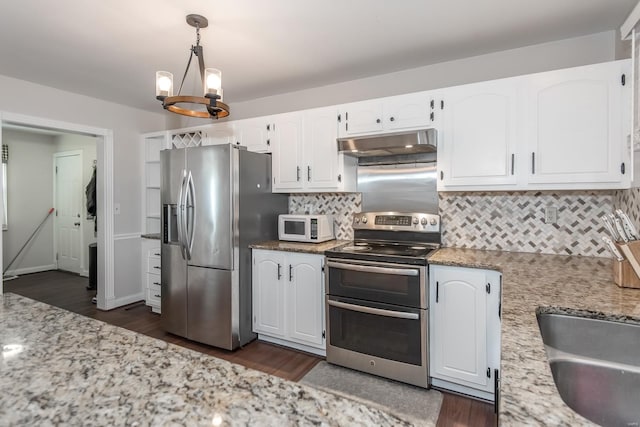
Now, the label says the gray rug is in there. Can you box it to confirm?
[300,361,442,426]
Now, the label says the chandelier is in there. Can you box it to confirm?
[155,14,229,119]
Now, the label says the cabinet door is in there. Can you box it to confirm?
[205,122,236,146]
[440,79,519,188]
[272,112,304,191]
[304,107,341,190]
[287,253,324,346]
[525,60,628,185]
[384,92,437,131]
[430,265,489,390]
[338,99,384,136]
[252,250,286,337]
[235,118,272,153]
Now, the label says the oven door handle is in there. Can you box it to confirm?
[327,299,419,320]
[326,261,419,277]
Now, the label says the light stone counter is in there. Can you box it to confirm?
[0,293,416,426]
[428,247,640,426]
[249,239,350,254]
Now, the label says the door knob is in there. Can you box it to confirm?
[74,222,81,226]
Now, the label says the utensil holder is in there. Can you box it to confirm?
[613,241,640,289]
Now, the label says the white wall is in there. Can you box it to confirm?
[166,30,623,126]
[0,74,165,305]
[2,129,56,275]
[54,133,97,276]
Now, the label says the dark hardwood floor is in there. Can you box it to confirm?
[4,270,496,426]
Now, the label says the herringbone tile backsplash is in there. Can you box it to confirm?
[439,191,613,257]
[291,190,619,257]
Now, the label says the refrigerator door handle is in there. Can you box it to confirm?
[184,171,196,260]
[177,169,188,260]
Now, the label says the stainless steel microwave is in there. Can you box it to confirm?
[278,214,334,243]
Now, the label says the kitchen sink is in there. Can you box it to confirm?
[537,311,640,426]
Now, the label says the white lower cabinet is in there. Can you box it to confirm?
[141,239,161,314]
[252,249,325,355]
[429,264,501,401]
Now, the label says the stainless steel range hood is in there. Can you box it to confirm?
[337,128,437,157]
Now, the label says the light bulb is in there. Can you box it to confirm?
[155,71,173,98]
[204,68,222,96]
[158,76,172,91]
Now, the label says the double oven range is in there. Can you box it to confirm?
[324,211,441,388]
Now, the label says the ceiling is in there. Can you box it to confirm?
[0,1,636,114]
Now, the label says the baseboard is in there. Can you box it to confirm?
[102,293,145,311]
[80,269,89,278]
[5,264,57,277]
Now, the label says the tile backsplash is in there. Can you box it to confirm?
[439,191,613,257]
[291,190,617,257]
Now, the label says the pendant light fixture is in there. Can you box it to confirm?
[155,14,229,119]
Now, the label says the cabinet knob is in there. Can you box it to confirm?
[154,294,161,298]
[390,117,395,122]
[266,139,270,146]
[376,118,381,124]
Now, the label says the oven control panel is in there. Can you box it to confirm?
[353,212,440,232]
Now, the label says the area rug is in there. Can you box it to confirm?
[299,361,442,426]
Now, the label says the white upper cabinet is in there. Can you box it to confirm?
[524,60,630,187]
[272,107,357,193]
[338,99,384,136]
[234,117,273,153]
[439,59,631,191]
[338,91,439,138]
[204,121,236,146]
[272,112,305,191]
[439,78,519,189]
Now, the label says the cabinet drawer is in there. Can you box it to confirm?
[148,256,161,274]
[148,247,161,259]
[147,275,161,305]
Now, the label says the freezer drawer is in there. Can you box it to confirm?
[187,266,234,349]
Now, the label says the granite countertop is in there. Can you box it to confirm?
[249,239,350,254]
[0,293,415,426]
[428,247,640,426]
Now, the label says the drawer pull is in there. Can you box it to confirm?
[153,266,161,270]
[153,253,160,257]
[154,294,161,298]
[153,282,160,286]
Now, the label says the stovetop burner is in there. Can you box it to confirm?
[325,211,442,265]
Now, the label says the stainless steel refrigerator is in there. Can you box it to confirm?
[160,144,288,350]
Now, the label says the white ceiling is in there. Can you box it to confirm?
[0,0,635,113]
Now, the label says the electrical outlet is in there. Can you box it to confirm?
[544,206,557,224]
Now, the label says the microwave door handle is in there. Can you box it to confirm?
[184,171,196,260]
[177,169,187,260]
[327,299,419,320]
[326,261,419,277]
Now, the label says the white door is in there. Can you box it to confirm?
[55,151,83,274]
[252,250,286,337]
[430,265,489,390]
[525,60,628,185]
[287,253,324,346]
[440,79,519,188]
[305,107,340,190]
[338,99,384,137]
[272,112,304,191]
[384,91,437,131]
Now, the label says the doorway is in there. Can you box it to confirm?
[0,112,114,310]
[54,150,83,275]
